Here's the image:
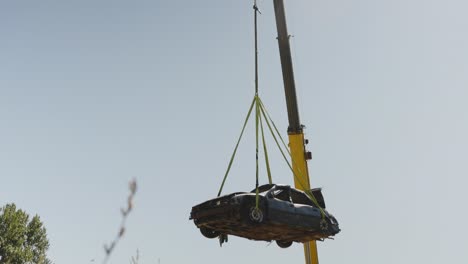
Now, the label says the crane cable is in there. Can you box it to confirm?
[216,1,272,199]
[254,0,263,210]
[216,97,255,197]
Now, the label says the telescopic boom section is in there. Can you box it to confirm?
[273,0,301,134]
[272,1,319,264]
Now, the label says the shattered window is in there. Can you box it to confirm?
[290,190,313,206]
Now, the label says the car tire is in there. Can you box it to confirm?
[200,227,220,239]
[241,200,265,224]
[276,240,293,248]
[249,206,264,223]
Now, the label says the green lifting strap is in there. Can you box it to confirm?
[215,95,274,199]
[217,97,256,197]
[258,99,326,218]
[259,99,273,184]
[215,93,325,216]
[255,96,260,209]
[258,97,290,155]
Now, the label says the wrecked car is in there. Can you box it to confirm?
[190,184,340,248]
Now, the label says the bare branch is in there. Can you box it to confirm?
[102,178,138,264]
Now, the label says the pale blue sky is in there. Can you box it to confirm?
[1,1,467,263]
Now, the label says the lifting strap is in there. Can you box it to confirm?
[259,104,272,184]
[216,96,326,216]
[216,1,324,218]
[216,97,256,197]
[257,97,326,217]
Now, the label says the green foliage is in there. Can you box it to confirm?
[0,204,51,264]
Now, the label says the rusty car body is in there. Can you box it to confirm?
[190,184,340,248]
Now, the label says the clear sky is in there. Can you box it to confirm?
[1,0,467,263]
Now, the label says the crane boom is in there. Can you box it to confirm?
[272,1,319,264]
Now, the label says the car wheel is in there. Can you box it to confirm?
[276,240,293,248]
[249,206,264,223]
[241,199,266,224]
[200,227,220,239]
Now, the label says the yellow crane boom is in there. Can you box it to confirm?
[272,1,319,263]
